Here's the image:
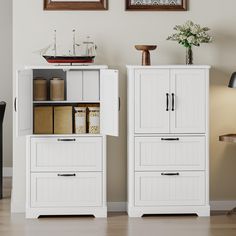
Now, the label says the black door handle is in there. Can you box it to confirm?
[161,173,180,176]
[166,93,169,111]
[171,93,175,111]
[57,138,76,142]
[57,174,76,177]
[119,97,121,111]
[14,97,17,112]
[161,138,179,141]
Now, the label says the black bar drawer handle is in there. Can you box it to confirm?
[58,174,76,177]
[14,97,17,112]
[119,97,121,111]
[166,93,169,111]
[171,93,175,111]
[161,173,180,176]
[57,138,76,142]
[161,138,179,141]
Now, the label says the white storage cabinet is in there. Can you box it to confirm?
[15,65,119,218]
[127,65,210,217]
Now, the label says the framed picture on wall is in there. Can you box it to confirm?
[126,0,187,11]
[44,0,108,10]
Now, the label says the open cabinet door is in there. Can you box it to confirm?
[100,69,119,137]
[16,70,33,136]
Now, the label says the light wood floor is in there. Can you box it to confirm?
[1,178,236,236]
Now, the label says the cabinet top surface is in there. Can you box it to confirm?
[25,65,108,70]
[126,65,211,69]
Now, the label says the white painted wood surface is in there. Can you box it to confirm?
[100,69,119,137]
[135,136,205,171]
[127,65,210,217]
[134,69,170,133]
[83,70,100,101]
[170,69,206,133]
[31,172,102,207]
[18,65,119,218]
[135,171,205,206]
[66,71,83,101]
[31,137,102,172]
[16,70,33,136]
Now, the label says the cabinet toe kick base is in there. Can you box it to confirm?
[25,207,108,219]
[127,205,210,217]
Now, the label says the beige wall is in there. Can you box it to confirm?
[11,0,236,209]
[0,0,12,168]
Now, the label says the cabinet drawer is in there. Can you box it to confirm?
[31,172,102,207]
[135,137,205,171]
[135,172,205,206]
[31,137,102,172]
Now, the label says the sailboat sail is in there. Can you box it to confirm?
[40,30,96,64]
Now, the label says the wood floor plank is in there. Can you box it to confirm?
[0,178,236,236]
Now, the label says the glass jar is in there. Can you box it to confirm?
[88,107,100,134]
[74,107,86,134]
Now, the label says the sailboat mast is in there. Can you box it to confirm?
[54,30,57,57]
[73,29,76,56]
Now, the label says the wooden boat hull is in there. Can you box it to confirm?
[43,55,95,64]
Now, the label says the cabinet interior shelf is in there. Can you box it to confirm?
[33,101,100,104]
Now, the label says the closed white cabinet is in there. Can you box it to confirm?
[170,69,206,133]
[31,172,102,207]
[135,69,170,133]
[127,65,210,217]
[135,136,205,171]
[31,137,102,172]
[135,172,205,206]
[134,68,206,134]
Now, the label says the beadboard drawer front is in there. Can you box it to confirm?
[31,172,102,207]
[135,172,205,206]
[31,137,102,172]
[135,137,205,171]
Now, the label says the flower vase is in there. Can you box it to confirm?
[186,47,193,65]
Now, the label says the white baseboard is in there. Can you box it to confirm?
[107,202,127,212]
[11,200,25,213]
[10,201,236,214]
[210,201,236,211]
[3,167,12,177]
[109,201,236,212]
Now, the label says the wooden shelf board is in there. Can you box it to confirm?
[219,134,236,143]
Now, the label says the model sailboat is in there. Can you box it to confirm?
[41,30,96,64]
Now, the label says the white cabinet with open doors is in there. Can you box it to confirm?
[14,65,119,218]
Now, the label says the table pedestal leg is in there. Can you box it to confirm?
[142,50,150,66]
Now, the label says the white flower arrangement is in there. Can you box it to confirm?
[167,20,212,48]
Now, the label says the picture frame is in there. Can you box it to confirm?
[44,0,108,11]
[125,0,187,11]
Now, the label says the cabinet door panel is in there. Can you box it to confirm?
[135,172,205,206]
[135,136,205,171]
[135,69,170,133]
[16,69,33,136]
[171,69,206,133]
[100,69,119,136]
[31,172,102,207]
